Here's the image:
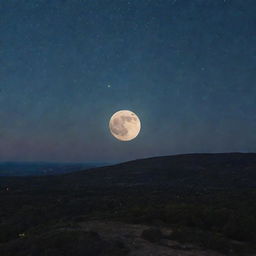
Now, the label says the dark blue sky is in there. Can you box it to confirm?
[0,0,256,162]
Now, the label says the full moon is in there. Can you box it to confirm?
[109,110,141,141]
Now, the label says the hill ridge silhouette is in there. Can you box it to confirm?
[60,152,256,190]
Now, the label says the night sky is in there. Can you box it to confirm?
[0,0,256,163]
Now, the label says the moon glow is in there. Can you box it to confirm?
[109,110,141,141]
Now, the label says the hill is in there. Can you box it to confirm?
[58,152,256,190]
[1,153,256,192]
[1,153,256,255]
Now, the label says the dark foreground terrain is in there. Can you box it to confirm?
[0,153,256,255]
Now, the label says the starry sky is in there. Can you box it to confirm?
[0,0,256,163]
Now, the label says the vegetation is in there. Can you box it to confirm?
[1,154,256,255]
[0,186,256,255]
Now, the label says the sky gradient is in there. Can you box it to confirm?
[0,0,256,162]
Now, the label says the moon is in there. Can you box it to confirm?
[109,110,141,141]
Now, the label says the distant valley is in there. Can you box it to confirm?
[0,162,108,176]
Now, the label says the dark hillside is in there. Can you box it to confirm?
[1,153,256,255]
[61,153,256,189]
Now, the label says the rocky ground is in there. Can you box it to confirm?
[73,220,225,256]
